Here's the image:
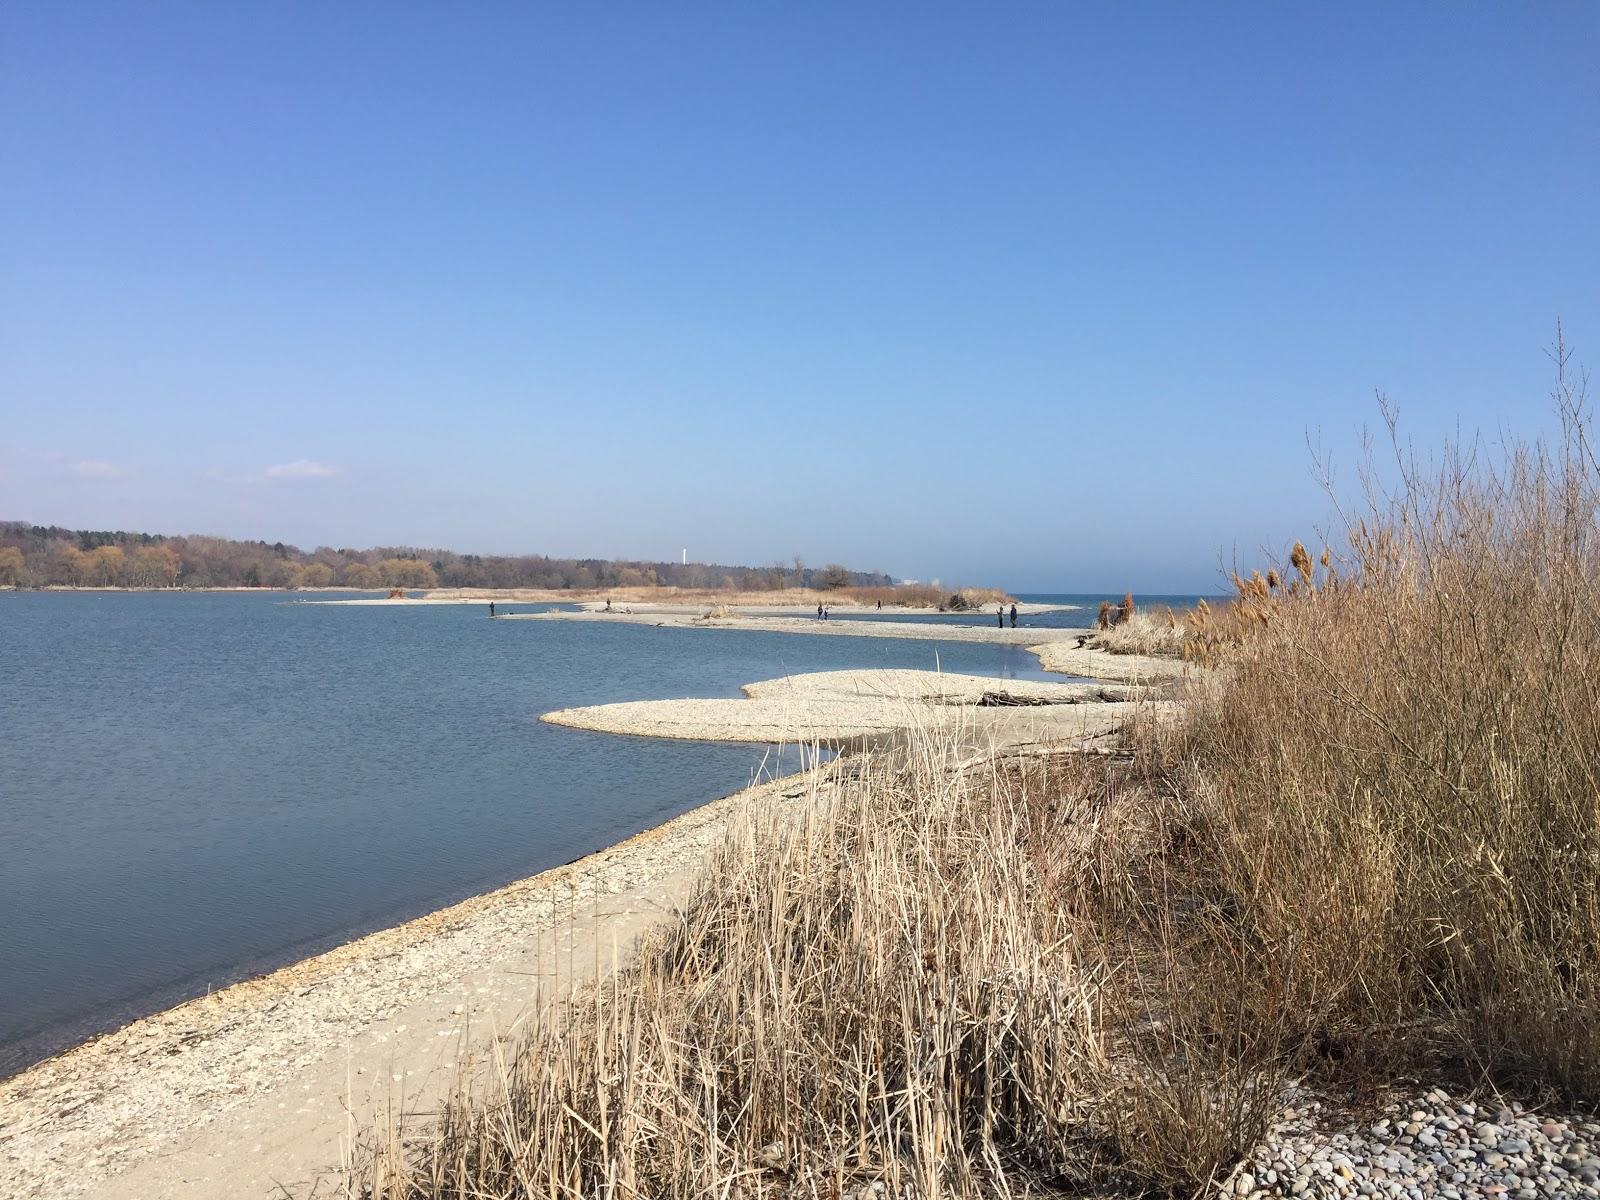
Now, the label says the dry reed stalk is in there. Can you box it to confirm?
[344,716,1291,1198]
[1157,333,1600,1098]
[344,334,1600,1199]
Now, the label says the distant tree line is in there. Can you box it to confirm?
[0,523,892,592]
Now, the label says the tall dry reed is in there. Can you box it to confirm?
[344,336,1599,1199]
[347,724,1289,1198]
[1158,336,1600,1097]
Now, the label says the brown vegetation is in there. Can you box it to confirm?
[349,735,1236,1199]
[847,583,944,607]
[946,586,1011,609]
[345,341,1600,1197]
[1086,607,1187,656]
[1156,344,1600,1101]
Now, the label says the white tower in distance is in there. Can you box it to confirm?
[681,548,687,565]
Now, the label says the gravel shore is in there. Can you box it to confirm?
[1224,1086,1600,1199]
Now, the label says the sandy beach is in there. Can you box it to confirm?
[0,768,837,1199]
[543,667,1148,745]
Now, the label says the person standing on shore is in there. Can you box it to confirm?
[489,601,495,618]
[1009,603,1017,628]
[817,603,824,621]
[997,605,1004,629]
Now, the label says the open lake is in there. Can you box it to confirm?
[0,591,1061,1075]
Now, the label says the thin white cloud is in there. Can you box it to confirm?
[70,459,125,479]
[206,459,343,485]
[264,458,339,480]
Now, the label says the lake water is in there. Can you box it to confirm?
[0,591,1060,1076]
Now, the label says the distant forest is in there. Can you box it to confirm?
[0,522,892,592]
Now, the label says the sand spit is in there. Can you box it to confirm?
[544,667,1149,746]
[1030,639,1188,682]
[510,607,1188,684]
[309,595,1074,614]
[0,769,832,1200]
[507,607,1079,645]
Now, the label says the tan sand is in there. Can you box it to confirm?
[1030,639,1189,682]
[543,667,1146,746]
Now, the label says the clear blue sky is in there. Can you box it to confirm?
[3,3,1596,592]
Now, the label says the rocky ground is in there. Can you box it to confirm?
[1226,1087,1600,1199]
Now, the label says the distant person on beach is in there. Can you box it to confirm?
[998,606,1004,629]
[817,603,824,620]
[489,601,495,617]
[1009,603,1017,628]
[605,598,612,611]
[877,599,882,610]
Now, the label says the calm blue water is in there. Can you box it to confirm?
[0,591,1059,1075]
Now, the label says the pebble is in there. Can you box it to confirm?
[1223,1087,1600,1200]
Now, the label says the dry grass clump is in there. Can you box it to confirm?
[349,732,1291,1199]
[954,586,1011,607]
[847,584,946,607]
[1158,344,1600,1100]
[1087,608,1186,657]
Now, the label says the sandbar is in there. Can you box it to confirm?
[543,667,1150,746]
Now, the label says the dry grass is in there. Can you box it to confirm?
[1087,609,1187,657]
[345,339,1600,1197]
[846,584,945,607]
[954,587,1012,608]
[1155,338,1600,1100]
[345,728,1292,1199]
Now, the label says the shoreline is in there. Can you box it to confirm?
[508,607,1188,684]
[7,586,1074,612]
[0,764,839,1199]
[542,667,1149,745]
[2,624,1184,1197]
